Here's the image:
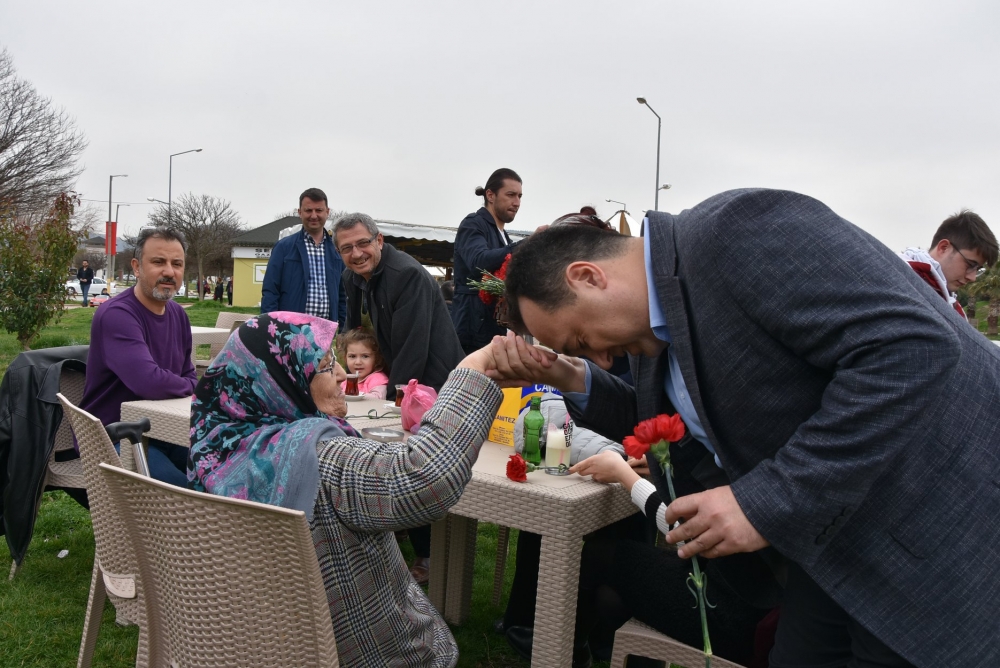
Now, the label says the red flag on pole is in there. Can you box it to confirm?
[105,221,117,256]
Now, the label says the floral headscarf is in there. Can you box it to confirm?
[188,312,358,518]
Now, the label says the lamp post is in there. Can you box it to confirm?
[108,174,127,282]
[637,97,662,210]
[605,198,627,212]
[147,197,169,206]
[168,148,202,225]
[115,203,129,222]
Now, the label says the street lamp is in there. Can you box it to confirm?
[169,148,202,225]
[660,184,672,191]
[637,97,662,210]
[115,203,129,222]
[605,198,627,211]
[108,174,127,282]
[147,197,169,206]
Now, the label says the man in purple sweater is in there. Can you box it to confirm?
[80,227,197,486]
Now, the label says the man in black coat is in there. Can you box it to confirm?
[334,213,463,400]
[77,260,94,306]
[451,168,525,355]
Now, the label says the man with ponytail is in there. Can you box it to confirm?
[452,168,525,354]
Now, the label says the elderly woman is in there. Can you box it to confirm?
[188,312,503,668]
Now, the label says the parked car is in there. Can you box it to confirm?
[65,277,115,298]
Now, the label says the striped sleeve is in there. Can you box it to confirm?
[316,367,502,533]
[631,478,672,536]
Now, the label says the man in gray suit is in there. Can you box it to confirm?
[493,188,1000,667]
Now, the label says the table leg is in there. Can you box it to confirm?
[492,525,511,606]
[428,516,449,614]
[532,533,583,668]
[443,515,478,625]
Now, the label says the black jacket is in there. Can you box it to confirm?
[0,346,88,565]
[451,207,519,350]
[343,243,463,398]
[77,266,94,285]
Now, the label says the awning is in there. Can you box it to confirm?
[279,220,531,267]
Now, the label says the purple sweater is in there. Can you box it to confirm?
[80,288,197,426]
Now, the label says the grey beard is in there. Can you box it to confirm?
[150,283,175,301]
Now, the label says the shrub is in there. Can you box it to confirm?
[0,193,83,349]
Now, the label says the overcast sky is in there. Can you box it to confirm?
[2,0,998,251]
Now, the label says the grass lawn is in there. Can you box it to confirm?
[0,299,546,667]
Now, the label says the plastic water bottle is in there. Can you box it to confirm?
[522,396,544,466]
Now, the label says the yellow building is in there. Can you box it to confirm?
[229,216,299,308]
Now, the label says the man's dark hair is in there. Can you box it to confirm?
[474,168,521,206]
[299,188,328,207]
[134,227,188,263]
[579,205,598,216]
[931,209,998,267]
[504,225,631,333]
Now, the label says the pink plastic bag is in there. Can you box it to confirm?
[400,379,438,432]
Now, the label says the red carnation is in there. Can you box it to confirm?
[506,453,528,482]
[622,435,649,459]
[479,286,495,306]
[634,413,686,446]
[495,253,512,280]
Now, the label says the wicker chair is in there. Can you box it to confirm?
[194,312,247,372]
[610,618,745,668]
[8,366,87,581]
[57,394,150,668]
[97,462,340,667]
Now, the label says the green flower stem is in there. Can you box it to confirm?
[653,439,713,668]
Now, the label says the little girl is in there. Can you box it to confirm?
[338,327,390,399]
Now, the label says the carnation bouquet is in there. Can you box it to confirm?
[466,253,512,325]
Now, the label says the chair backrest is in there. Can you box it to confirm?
[57,395,142,599]
[52,368,86,453]
[97,462,339,668]
[209,312,248,359]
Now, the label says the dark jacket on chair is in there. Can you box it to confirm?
[0,346,88,565]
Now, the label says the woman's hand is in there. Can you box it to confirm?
[570,450,641,490]
[479,332,588,392]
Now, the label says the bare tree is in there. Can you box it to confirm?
[0,49,87,215]
[272,208,346,223]
[147,193,244,300]
[70,201,103,236]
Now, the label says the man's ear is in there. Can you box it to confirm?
[930,238,952,259]
[131,257,140,274]
[565,261,608,290]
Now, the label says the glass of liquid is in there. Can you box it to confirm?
[394,384,405,407]
[344,373,359,396]
[544,423,570,469]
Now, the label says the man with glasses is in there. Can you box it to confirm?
[261,188,347,326]
[899,209,997,318]
[333,212,462,399]
[334,212,464,586]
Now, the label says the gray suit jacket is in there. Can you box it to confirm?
[576,188,1000,667]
